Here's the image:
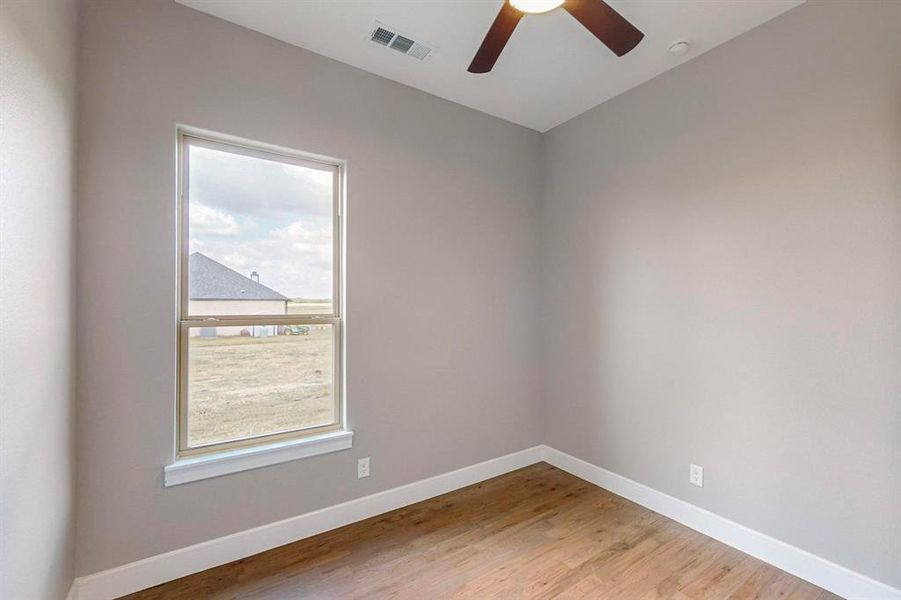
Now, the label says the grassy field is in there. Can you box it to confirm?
[287,300,332,315]
[187,323,334,447]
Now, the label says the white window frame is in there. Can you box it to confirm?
[175,128,346,461]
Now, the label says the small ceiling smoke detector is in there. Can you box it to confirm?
[668,41,691,57]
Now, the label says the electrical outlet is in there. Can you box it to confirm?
[357,457,370,479]
[690,464,704,487]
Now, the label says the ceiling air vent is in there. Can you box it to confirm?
[390,35,415,54]
[368,22,434,61]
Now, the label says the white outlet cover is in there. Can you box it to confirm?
[358,457,370,479]
[690,464,704,487]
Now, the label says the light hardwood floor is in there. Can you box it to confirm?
[122,463,840,599]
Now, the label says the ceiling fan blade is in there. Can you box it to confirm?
[468,2,524,74]
[563,0,644,57]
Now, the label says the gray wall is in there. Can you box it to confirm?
[75,0,542,575]
[75,0,900,589]
[541,0,900,588]
[0,0,78,598]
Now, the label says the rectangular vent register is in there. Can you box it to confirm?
[369,23,434,61]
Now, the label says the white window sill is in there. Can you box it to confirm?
[164,430,353,487]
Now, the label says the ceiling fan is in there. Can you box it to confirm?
[468,0,644,74]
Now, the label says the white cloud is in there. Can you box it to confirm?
[189,146,332,221]
[272,220,332,269]
[190,202,243,236]
[187,144,336,298]
[190,219,333,299]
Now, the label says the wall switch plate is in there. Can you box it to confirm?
[358,457,370,479]
[690,464,704,487]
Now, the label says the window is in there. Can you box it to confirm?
[177,130,343,457]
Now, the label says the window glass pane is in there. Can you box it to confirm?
[186,323,336,448]
[187,141,334,316]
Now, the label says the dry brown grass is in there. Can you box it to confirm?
[187,325,334,447]
[287,301,332,315]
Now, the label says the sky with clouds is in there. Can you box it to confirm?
[188,145,334,299]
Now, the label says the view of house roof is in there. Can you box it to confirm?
[189,252,288,301]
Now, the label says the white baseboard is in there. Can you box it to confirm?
[71,444,899,600]
[72,445,543,600]
[540,445,901,600]
[65,580,79,600]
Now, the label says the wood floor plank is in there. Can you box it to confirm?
[121,464,838,599]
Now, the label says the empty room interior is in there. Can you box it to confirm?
[2,0,900,598]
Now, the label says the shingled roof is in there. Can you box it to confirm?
[189,252,288,301]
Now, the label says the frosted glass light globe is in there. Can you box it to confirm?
[509,0,565,14]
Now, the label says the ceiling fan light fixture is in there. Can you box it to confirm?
[469,0,644,74]
[509,0,565,14]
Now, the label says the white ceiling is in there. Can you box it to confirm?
[176,0,804,132]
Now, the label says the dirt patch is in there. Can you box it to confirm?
[187,326,334,446]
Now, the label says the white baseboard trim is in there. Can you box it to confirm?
[73,445,543,600]
[65,580,79,600]
[71,444,899,600]
[540,445,900,600]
